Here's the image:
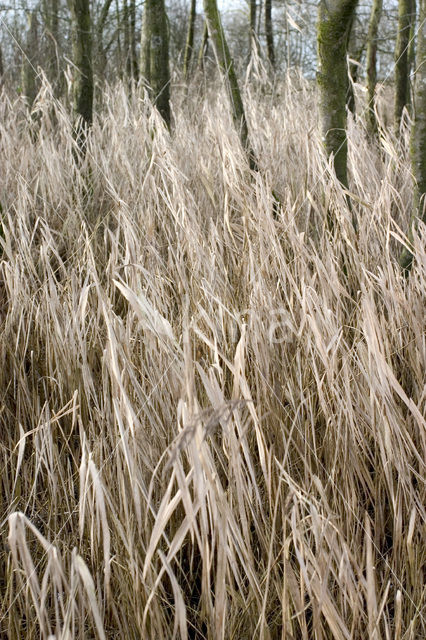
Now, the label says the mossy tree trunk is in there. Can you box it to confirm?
[395,0,413,131]
[140,0,171,127]
[400,0,426,271]
[265,0,275,68]
[183,0,197,79]
[366,0,383,135]
[203,0,257,170]
[317,0,358,190]
[21,9,39,108]
[70,0,93,130]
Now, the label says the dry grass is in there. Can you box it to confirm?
[0,73,425,639]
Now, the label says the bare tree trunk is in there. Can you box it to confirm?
[346,13,365,116]
[203,0,257,170]
[183,0,197,79]
[265,0,275,68]
[70,0,93,133]
[249,0,257,55]
[366,0,383,135]
[197,20,209,71]
[400,0,426,271]
[95,0,114,82]
[22,9,39,108]
[395,0,413,131]
[129,0,138,80]
[317,0,358,194]
[123,0,130,77]
[140,0,171,127]
[42,0,60,87]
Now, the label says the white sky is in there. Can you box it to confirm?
[217,0,247,15]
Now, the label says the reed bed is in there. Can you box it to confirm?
[0,74,424,639]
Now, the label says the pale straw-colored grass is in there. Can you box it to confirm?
[0,74,424,639]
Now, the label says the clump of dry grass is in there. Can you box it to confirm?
[0,75,424,640]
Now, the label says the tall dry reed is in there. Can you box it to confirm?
[0,74,424,639]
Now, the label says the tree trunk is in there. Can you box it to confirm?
[346,13,365,116]
[249,0,257,55]
[42,0,60,87]
[197,20,209,71]
[129,0,138,80]
[202,0,257,170]
[317,0,358,191]
[123,0,130,77]
[95,0,114,82]
[366,0,383,135]
[21,10,39,108]
[400,0,426,271]
[140,0,171,127]
[183,0,197,79]
[265,0,275,68]
[394,0,413,131]
[70,0,93,128]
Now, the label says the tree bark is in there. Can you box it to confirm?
[140,0,171,127]
[366,0,383,135]
[183,0,197,79]
[346,13,365,116]
[249,0,257,55]
[400,0,426,271]
[95,0,114,82]
[129,0,138,80]
[197,20,209,71]
[70,0,93,128]
[394,0,413,131]
[202,0,257,170]
[265,0,275,68]
[317,0,358,191]
[21,10,39,108]
[42,0,60,87]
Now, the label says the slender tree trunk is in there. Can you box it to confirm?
[249,0,257,55]
[95,0,114,82]
[0,44,3,80]
[42,0,60,86]
[183,0,197,79]
[123,0,130,77]
[203,0,257,170]
[265,0,275,68]
[140,0,171,127]
[346,14,365,116]
[366,0,383,134]
[129,0,138,80]
[70,0,93,129]
[317,0,358,192]
[395,0,413,131]
[22,10,39,108]
[400,0,426,271]
[197,20,209,71]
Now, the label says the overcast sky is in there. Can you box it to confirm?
[217,0,247,15]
